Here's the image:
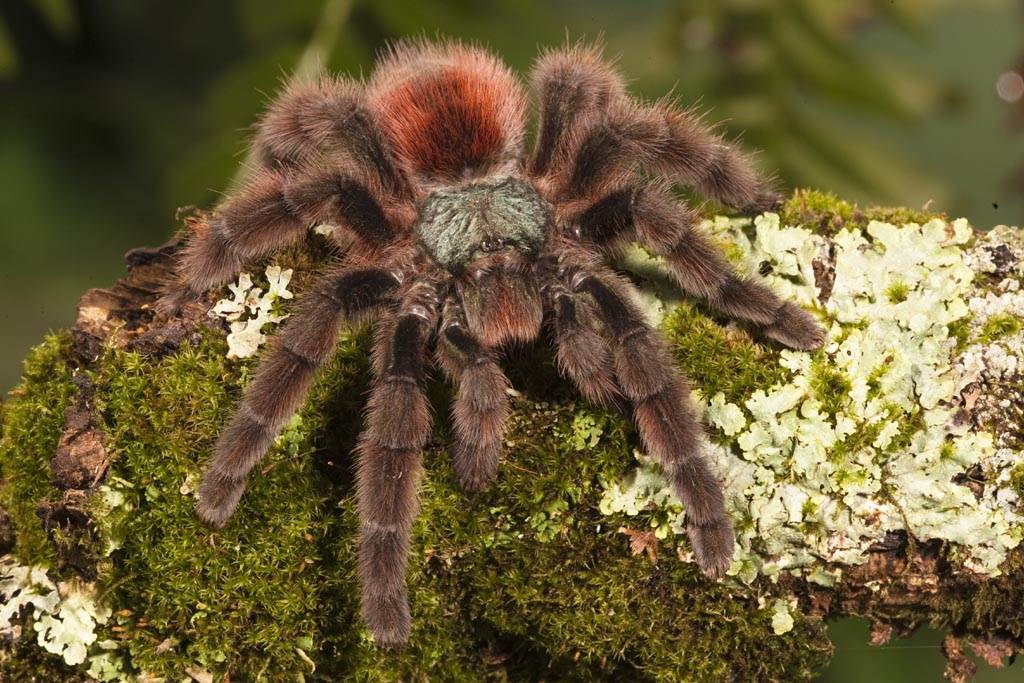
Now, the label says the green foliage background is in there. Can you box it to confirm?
[0,1,1021,680]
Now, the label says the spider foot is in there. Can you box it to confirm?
[689,517,735,580]
[195,473,245,529]
[363,592,411,647]
[763,302,826,351]
[154,287,199,319]
[740,189,784,217]
[452,442,499,493]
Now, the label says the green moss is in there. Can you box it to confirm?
[861,205,945,231]
[413,400,831,682]
[780,189,855,236]
[12,192,984,679]
[0,308,821,681]
[712,233,747,267]
[809,358,852,417]
[947,315,973,353]
[0,332,76,567]
[939,440,957,462]
[1010,463,1024,501]
[88,330,370,680]
[887,406,924,456]
[885,281,910,304]
[781,188,942,237]
[978,314,1023,344]
[661,301,790,406]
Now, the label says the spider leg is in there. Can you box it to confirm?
[570,184,825,350]
[550,101,666,202]
[283,164,407,245]
[357,283,440,646]
[527,40,625,178]
[253,75,409,198]
[544,281,619,407]
[159,166,401,315]
[548,99,778,213]
[435,296,511,492]
[651,103,780,212]
[195,266,399,527]
[563,265,735,577]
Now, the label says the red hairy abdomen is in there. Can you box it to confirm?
[376,66,507,180]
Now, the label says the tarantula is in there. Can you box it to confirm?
[159,39,824,646]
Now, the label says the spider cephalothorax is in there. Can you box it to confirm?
[415,176,550,272]
[159,39,824,646]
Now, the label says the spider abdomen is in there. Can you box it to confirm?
[414,176,550,273]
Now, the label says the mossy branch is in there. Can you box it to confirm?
[1,191,1022,682]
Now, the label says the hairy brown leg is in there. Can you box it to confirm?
[565,266,735,576]
[545,281,619,407]
[159,166,400,315]
[282,166,398,246]
[356,282,440,646]
[195,266,398,527]
[253,76,409,198]
[652,105,780,212]
[546,100,778,213]
[570,184,824,350]
[159,169,306,314]
[435,296,511,492]
[527,41,625,178]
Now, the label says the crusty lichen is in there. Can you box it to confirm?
[209,265,294,359]
[0,559,115,672]
[604,211,1023,586]
[0,193,1021,680]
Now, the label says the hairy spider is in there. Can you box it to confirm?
[159,39,824,646]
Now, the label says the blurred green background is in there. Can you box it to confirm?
[0,1,1021,679]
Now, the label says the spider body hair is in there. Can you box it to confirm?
[369,40,527,182]
[529,41,626,178]
[458,256,544,348]
[414,175,549,272]
[254,76,409,198]
[162,38,825,646]
[436,297,511,492]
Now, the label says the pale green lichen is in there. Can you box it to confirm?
[770,598,796,636]
[599,453,676,519]
[0,557,120,674]
[602,212,1024,584]
[210,265,294,359]
[34,587,111,667]
[706,392,746,437]
[0,561,59,634]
